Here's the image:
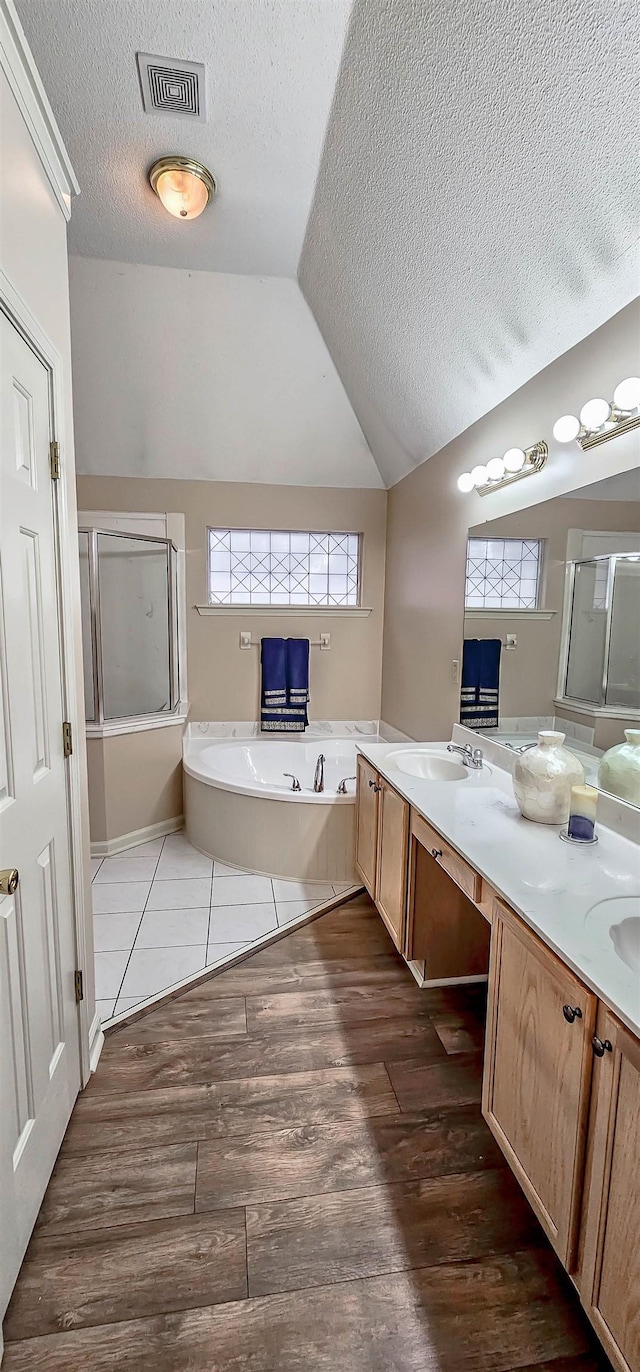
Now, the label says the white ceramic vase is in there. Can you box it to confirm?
[513,730,585,825]
[598,730,640,806]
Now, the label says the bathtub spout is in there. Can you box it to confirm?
[313,754,325,793]
[337,776,356,794]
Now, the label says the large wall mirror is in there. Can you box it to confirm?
[461,468,640,807]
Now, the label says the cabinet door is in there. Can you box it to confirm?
[579,1009,640,1372]
[483,902,596,1268]
[375,779,409,952]
[355,754,380,898]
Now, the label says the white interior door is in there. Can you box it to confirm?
[0,311,81,1318]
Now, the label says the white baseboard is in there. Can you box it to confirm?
[88,1010,104,1074]
[378,719,414,744]
[90,815,183,858]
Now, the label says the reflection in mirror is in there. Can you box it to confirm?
[461,467,640,807]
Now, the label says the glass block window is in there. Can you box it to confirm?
[465,538,542,609]
[207,529,361,606]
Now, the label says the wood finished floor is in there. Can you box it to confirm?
[3,895,613,1372]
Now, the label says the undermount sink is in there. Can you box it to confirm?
[385,749,468,782]
[586,896,640,974]
[610,916,640,975]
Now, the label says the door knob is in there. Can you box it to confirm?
[562,1004,582,1023]
[0,868,19,896]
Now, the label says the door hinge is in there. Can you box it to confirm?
[74,969,84,1003]
[62,721,73,757]
[49,440,61,480]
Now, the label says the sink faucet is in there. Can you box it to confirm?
[447,742,484,769]
[313,754,325,792]
[337,775,356,794]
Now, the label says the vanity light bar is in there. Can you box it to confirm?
[553,377,640,450]
[457,440,548,496]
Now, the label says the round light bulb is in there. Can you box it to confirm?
[553,414,581,443]
[149,158,216,220]
[613,377,640,411]
[486,457,506,481]
[579,397,611,431]
[503,448,526,473]
[471,465,489,487]
[457,472,475,493]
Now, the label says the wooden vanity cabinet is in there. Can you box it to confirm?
[355,754,380,897]
[375,778,409,950]
[483,900,597,1269]
[578,1007,640,1372]
[405,814,490,976]
[355,759,409,952]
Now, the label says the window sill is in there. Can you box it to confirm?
[86,706,189,739]
[194,605,373,618]
[465,609,556,620]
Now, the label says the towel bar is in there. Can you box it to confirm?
[240,631,330,650]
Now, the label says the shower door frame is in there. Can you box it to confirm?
[79,526,180,729]
[556,551,640,718]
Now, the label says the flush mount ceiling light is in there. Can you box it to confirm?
[149,156,216,220]
[553,378,640,450]
[457,440,547,496]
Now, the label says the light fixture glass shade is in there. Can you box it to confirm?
[579,397,611,430]
[613,377,640,411]
[553,414,581,443]
[486,457,506,481]
[503,447,526,473]
[149,157,216,220]
[457,472,475,493]
[471,465,489,487]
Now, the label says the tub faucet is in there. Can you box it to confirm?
[447,742,484,769]
[313,754,325,792]
[283,773,301,791]
[337,775,356,794]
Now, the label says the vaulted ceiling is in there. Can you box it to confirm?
[15,0,351,277]
[16,0,640,489]
[299,0,640,485]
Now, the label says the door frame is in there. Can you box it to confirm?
[1,266,94,1085]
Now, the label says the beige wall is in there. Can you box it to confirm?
[464,498,640,723]
[77,476,387,842]
[86,728,184,844]
[381,301,640,740]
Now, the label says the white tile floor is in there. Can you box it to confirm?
[92,831,357,1023]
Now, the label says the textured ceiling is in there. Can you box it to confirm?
[15,0,351,276]
[299,0,640,486]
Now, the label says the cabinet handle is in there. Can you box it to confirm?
[372,784,382,793]
[431,848,443,859]
[592,1035,613,1057]
[562,1004,582,1023]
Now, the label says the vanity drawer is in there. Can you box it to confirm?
[410,811,481,904]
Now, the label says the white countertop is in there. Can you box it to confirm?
[357,739,640,1038]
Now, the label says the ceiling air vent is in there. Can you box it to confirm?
[136,53,206,121]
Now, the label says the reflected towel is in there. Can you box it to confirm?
[460,638,501,730]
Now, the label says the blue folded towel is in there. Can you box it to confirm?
[460,638,501,730]
[260,638,309,732]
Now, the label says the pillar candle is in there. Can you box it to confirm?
[567,784,598,842]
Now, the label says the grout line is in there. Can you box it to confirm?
[110,835,166,1008]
